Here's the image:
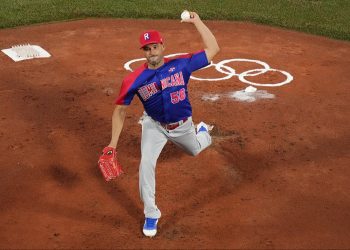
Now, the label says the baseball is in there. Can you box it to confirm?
[181,10,191,20]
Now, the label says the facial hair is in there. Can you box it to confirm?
[148,55,163,67]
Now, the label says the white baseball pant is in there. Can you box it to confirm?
[139,113,212,219]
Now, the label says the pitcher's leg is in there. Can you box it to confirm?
[168,118,212,156]
[139,115,167,219]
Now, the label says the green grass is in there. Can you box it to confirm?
[0,0,349,40]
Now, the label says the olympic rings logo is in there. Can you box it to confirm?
[124,53,293,87]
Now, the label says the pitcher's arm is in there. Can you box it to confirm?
[182,11,220,61]
[108,105,127,148]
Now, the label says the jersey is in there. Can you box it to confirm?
[115,50,209,123]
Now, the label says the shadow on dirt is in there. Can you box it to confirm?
[48,164,80,188]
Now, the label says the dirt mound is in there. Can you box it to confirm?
[0,19,349,249]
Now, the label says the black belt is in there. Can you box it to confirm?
[160,118,188,131]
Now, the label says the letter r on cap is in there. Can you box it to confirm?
[144,33,149,40]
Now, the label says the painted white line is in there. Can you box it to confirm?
[124,54,294,102]
[124,54,293,87]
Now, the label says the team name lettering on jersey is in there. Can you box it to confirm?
[138,82,159,101]
[160,71,185,90]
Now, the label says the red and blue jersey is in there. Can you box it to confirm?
[115,50,209,123]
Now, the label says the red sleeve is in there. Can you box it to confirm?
[115,64,146,105]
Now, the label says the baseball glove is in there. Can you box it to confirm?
[98,146,123,181]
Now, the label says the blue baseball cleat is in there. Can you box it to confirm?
[196,121,213,133]
[143,218,158,237]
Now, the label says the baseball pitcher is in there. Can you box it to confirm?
[98,11,220,237]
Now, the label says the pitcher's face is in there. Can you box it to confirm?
[143,43,165,68]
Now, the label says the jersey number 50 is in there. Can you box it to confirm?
[170,88,186,104]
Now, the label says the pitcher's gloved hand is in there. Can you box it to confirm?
[98,146,123,181]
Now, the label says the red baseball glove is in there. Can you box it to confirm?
[98,146,123,181]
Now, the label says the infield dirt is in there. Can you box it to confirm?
[0,19,349,249]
